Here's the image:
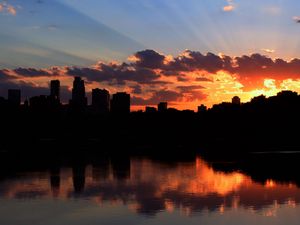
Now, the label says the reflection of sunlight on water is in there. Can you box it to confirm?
[232,196,240,209]
[128,202,141,212]
[192,158,250,196]
[265,180,276,188]
[129,157,251,198]
[287,199,296,208]
[263,200,279,217]
[1,156,300,217]
[164,200,175,213]
[219,204,225,214]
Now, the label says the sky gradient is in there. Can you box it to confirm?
[1,0,300,110]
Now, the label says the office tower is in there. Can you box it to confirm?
[71,77,87,109]
[158,102,168,112]
[197,104,207,113]
[92,88,110,113]
[232,96,241,105]
[8,89,21,107]
[110,92,130,113]
[50,80,60,102]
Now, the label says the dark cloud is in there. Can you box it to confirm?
[132,49,300,89]
[293,16,300,23]
[177,85,207,101]
[161,70,182,76]
[6,50,300,88]
[130,85,142,94]
[227,53,300,80]
[132,90,182,106]
[0,70,11,81]
[227,54,300,89]
[132,85,207,106]
[195,77,213,82]
[0,80,47,100]
[0,70,55,101]
[177,76,189,82]
[66,63,161,85]
[167,51,224,73]
[177,85,205,92]
[0,79,71,102]
[134,49,165,69]
[232,54,274,75]
[14,68,52,77]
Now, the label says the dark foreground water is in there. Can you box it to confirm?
[1,155,300,225]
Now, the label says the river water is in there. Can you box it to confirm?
[0,155,299,225]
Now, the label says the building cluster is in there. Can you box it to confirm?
[0,77,131,114]
[0,77,245,114]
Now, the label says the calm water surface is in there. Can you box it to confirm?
[0,156,300,225]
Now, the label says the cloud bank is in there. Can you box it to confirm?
[2,49,300,109]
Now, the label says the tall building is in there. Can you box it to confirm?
[232,96,241,105]
[92,88,110,113]
[110,92,130,113]
[8,89,21,107]
[50,80,60,102]
[197,104,207,113]
[158,102,168,112]
[71,77,87,109]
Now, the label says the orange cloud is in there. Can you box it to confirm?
[223,0,235,12]
[0,2,17,15]
[223,5,235,12]
[262,48,275,54]
[7,5,16,15]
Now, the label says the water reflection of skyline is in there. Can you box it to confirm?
[0,157,300,216]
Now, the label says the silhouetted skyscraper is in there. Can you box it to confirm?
[92,88,110,113]
[111,92,130,113]
[8,89,21,107]
[232,96,241,105]
[198,104,207,113]
[71,77,87,109]
[50,80,60,102]
[158,102,168,112]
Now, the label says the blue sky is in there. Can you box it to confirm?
[1,0,300,68]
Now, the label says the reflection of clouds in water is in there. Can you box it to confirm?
[0,157,300,216]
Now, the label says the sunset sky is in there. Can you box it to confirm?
[2,0,300,110]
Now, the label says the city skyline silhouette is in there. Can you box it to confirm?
[2,75,300,113]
